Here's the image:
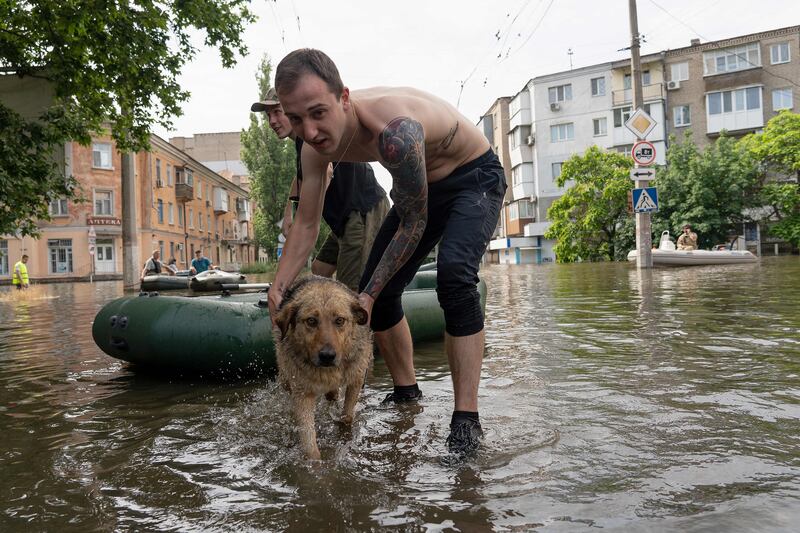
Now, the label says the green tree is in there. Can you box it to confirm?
[740,111,800,249]
[0,0,255,236]
[240,57,296,260]
[545,146,633,262]
[653,132,759,249]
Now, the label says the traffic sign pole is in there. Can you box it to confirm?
[628,0,652,268]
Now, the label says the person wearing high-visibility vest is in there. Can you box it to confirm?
[12,254,30,290]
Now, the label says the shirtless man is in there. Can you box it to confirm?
[266,49,506,457]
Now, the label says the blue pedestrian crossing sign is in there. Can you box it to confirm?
[632,187,658,213]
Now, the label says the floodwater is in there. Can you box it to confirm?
[1,259,800,531]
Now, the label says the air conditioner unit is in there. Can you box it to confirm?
[666,80,681,90]
[526,134,535,146]
[550,102,561,111]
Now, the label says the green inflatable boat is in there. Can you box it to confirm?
[92,271,486,377]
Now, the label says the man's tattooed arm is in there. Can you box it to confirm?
[363,116,428,300]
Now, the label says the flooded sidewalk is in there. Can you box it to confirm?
[1,259,799,531]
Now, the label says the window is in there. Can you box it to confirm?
[674,105,691,127]
[703,43,760,75]
[0,240,8,276]
[157,199,164,224]
[189,208,194,228]
[168,203,174,225]
[614,107,632,128]
[623,70,650,89]
[613,105,650,128]
[170,242,175,261]
[548,84,572,103]
[155,159,162,186]
[197,180,203,199]
[770,43,790,65]
[49,198,68,216]
[178,206,184,227]
[158,240,165,259]
[510,126,531,149]
[772,88,793,111]
[166,164,173,186]
[707,87,761,115]
[670,62,689,81]
[552,162,563,179]
[48,239,73,274]
[92,143,113,169]
[94,190,113,216]
[509,199,534,220]
[207,214,211,232]
[186,169,194,187]
[591,77,605,96]
[550,123,574,142]
[593,117,607,136]
[198,211,203,230]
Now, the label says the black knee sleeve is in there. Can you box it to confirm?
[436,271,484,337]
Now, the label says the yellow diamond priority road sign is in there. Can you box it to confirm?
[624,107,657,139]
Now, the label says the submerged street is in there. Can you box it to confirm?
[1,260,799,530]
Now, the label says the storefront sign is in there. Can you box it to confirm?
[87,217,121,226]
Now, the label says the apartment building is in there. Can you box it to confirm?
[488,26,798,264]
[169,132,251,191]
[1,134,253,284]
[476,97,514,263]
[664,26,800,147]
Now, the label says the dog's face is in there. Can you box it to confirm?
[275,279,368,369]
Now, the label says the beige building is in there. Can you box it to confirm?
[1,134,254,285]
[664,26,800,147]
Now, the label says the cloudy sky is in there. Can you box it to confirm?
[154,0,799,187]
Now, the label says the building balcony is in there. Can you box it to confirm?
[611,83,664,106]
[510,108,532,130]
[509,144,533,168]
[512,181,535,201]
[175,182,194,201]
[524,221,552,238]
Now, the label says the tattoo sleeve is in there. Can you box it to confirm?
[364,117,428,299]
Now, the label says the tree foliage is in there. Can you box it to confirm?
[545,145,633,262]
[740,111,800,248]
[0,0,255,235]
[652,132,759,249]
[240,57,296,260]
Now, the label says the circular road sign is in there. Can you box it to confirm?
[632,141,656,166]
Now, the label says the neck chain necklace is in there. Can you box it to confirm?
[331,103,358,176]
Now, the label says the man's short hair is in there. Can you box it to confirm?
[682,224,692,230]
[275,48,344,98]
[195,250,202,255]
[21,254,28,259]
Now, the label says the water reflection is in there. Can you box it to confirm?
[1,258,800,530]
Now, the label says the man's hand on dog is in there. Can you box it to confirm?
[357,292,374,325]
[267,283,283,328]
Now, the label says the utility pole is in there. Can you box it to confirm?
[121,152,140,290]
[628,0,653,268]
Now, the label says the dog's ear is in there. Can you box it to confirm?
[351,301,368,326]
[275,302,299,338]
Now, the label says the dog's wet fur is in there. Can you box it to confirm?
[274,275,372,459]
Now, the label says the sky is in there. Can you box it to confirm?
[153,0,800,190]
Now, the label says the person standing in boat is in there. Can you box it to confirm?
[677,224,698,250]
[140,250,172,281]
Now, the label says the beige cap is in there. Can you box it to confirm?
[251,87,280,112]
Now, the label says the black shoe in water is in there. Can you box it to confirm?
[380,388,423,405]
[446,419,483,457]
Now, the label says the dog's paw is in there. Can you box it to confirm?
[339,413,354,425]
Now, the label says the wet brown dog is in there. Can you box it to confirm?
[274,276,372,459]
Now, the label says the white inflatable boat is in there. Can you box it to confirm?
[627,231,758,266]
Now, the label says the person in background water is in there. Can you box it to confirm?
[12,254,29,290]
[190,250,214,275]
[677,224,698,250]
[251,87,390,292]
